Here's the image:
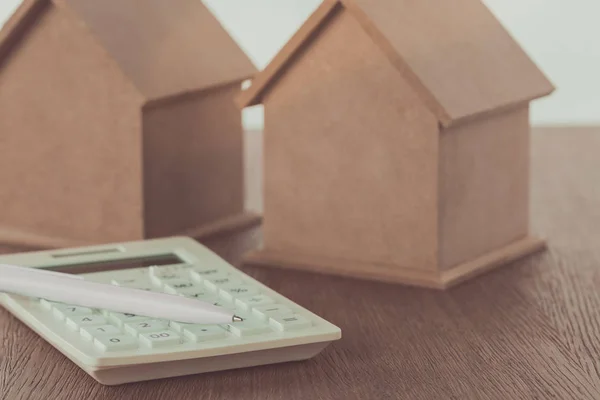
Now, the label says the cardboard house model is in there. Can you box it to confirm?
[237,0,555,289]
[0,0,259,249]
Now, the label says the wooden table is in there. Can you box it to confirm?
[2,127,600,399]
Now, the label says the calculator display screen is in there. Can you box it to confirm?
[44,254,184,275]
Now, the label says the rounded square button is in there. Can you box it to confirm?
[175,285,215,298]
[94,334,138,352]
[149,266,189,285]
[139,330,181,348]
[269,315,312,332]
[125,319,169,336]
[252,304,294,321]
[190,267,221,281]
[210,298,236,312]
[81,324,121,341]
[53,305,95,321]
[181,290,216,301]
[219,284,259,300]
[235,295,275,311]
[110,277,140,286]
[182,325,227,342]
[223,320,270,337]
[163,279,197,294]
[66,314,108,331]
[109,312,149,327]
[202,273,243,290]
[40,298,61,310]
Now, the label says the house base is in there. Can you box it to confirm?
[243,236,547,289]
[0,211,262,251]
[180,211,262,240]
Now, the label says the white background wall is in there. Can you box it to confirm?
[1,0,598,127]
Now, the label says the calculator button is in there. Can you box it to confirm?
[180,289,215,300]
[174,285,215,297]
[224,320,270,337]
[94,335,138,352]
[110,275,151,286]
[139,330,181,348]
[269,315,312,332]
[40,299,61,310]
[66,314,107,330]
[149,265,189,278]
[202,273,243,290]
[235,294,275,311]
[81,324,121,341]
[113,281,157,292]
[109,312,149,327]
[190,267,221,281]
[219,284,259,300]
[210,298,236,312]
[149,266,189,285]
[53,305,95,321]
[110,277,140,286]
[252,304,294,321]
[125,320,169,336]
[182,325,227,342]
[168,321,189,333]
[163,280,198,294]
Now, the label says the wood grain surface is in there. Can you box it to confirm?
[2,126,600,399]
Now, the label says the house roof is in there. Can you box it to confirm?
[236,0,555,127]
[0,0,257,102]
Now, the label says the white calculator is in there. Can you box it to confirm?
[0,237,341,385]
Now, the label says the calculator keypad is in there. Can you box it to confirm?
[37,263,317,354]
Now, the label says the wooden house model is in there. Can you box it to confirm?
[0,0,259,249]
[237,0,555,288]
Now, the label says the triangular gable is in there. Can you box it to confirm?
[0,0,49,66]
[0,0,257,102]
[237,0,555,127]
[63,0,257,102]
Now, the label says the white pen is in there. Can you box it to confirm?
[0,264,243,324]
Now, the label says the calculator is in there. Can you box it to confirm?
[0,237,341,385]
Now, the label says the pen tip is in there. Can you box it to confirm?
[232,315,244,322]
